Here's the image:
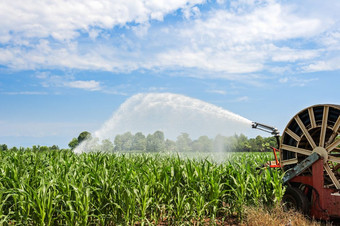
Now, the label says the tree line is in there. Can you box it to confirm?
[0,144,62,152]
[0,131,278,153]
[67,130,278,153]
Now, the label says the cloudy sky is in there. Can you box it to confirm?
[1,0,339,147]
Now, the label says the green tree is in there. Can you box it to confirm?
[265,136,278,150]
[101,139,114,152]
[146,131,165,152]
[50,145,59,150]
[192,136,213,152]
[114,135,123,151]
[214,135,228,152]
[165,139,177,152]
[153,131,165,151]
[235,134,249,152]
[10,146,18,151]
[68,138,79,150]
[132,132,146,151]
[248,138,257,152]
[176,133,192,152]
[39,146,49,152]
[255,135,264,152]
[0,144,8,151]
[121,132,133,151]
[78,131,92,144]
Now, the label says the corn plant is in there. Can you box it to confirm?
[0,149,283,224]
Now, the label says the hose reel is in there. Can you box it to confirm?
[280,104,340,189]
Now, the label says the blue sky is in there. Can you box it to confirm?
[1,0,340,148]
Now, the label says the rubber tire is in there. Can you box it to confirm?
[282,186,309,215]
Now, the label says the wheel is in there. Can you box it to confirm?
[280,104,340,189]
[282,186,309,214]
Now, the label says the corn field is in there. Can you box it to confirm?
[0,150,285,225]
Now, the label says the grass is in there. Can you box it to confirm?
[244,205,322,226]
[0,150,285,225]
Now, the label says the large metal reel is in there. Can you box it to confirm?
[280,104,340,189]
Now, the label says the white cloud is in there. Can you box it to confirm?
[0,0,204,42]
[303,58,340,72]
[36,72,102,91]
[186,3,322,44]
[182,6,201,19]
[278,76,318,87]
[216,0,227,4]
[148,87,167,92]
[270,47,320,62]
[0,0,340,81]
[206,89,227,95]
[229,96,249,102]
[1,91,48,95]
[34,72,132,94]
[320,31,340,48]
[65,80,101,91]
[155,48,264,74]
[151,1,325,75]
[279,77,288,83]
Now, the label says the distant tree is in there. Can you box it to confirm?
[146,131,165,152]
[0,144,8,151]
[50,145,59,150]
[10,146,18,151]
[255,135,264,152]
[67,131,92,150]
[78,131,92,144]
[132,132,146,151]
[101,139,114,152]
[68,138,79,150]
[165,139,177,152]
[192,136,213,152]
[32,145,39,152]
[214,135,228,152]
[146,134,153,151]
[248,138,257,152]
[110,130,279,153]
[121,132,133,151]
[153,131,165,151]
[265,136,278,150]
[235,134,249,152]
[39,146,49,152]
[114,135,123,151]
[243,140,251,152]
[176,133,192,152]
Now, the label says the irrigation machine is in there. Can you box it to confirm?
[252,104,340,220]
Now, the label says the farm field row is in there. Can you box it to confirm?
[0,150,284,225]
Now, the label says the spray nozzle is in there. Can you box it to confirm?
[252,122,280,137]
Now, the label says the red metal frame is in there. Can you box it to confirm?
[289,159,340,220]
[267,149,340,219]
[269,147,281,168]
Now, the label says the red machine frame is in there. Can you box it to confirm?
[268,148,340,220]
[269,147,281,168]
[253,121,340,220]
[289,158,340,220]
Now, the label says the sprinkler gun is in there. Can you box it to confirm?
[252,121,281,168]
[251,122,280,137]
[252,122,280,149]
